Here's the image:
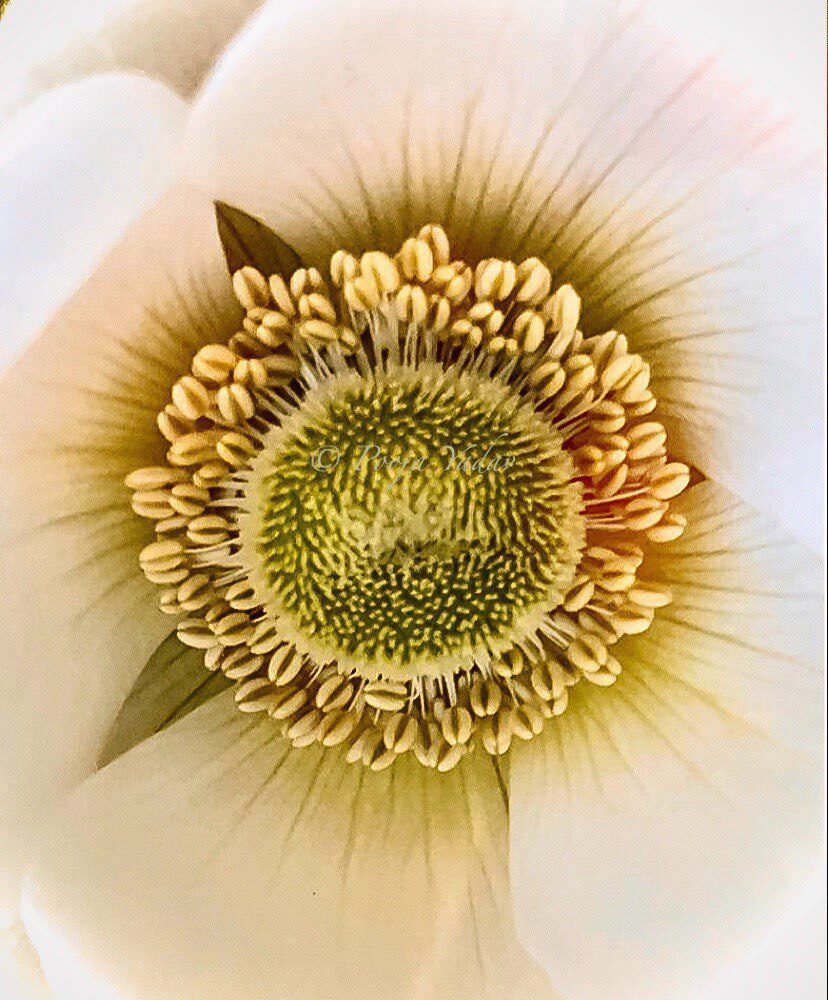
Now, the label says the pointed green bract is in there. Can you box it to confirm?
[215,201,304,279]
[98,633,232,767]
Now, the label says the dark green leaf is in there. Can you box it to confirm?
[98,632,232,768]
[215,201,304,279]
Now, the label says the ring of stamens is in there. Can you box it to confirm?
[127,223,690,772]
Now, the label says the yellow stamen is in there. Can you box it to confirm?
[127,223,689,771]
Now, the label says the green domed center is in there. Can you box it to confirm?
[245,364,584,680]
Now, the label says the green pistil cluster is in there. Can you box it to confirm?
[253,365,584,679]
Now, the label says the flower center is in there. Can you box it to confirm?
[238,363,583,681]
[126,220,690,771]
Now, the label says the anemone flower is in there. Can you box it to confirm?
[0,1,823,998]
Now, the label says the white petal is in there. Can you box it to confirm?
[22,694,556,1000]
[647,0,825,143]
[0,186,241,927]
[0,0,267,120]
[0,924,51,999]
[185,0,823,545]
[0,74,185,366]
[184,0,571,256]
[698,866,826,999]
[509,482,823,1000]
[631,480,823,753]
